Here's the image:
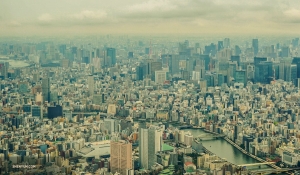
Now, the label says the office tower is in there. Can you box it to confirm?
[218,74,225,86]
[106,48,116,66]
[155,71,167,84]
[192,71,201,80]
[255,61,273,83]
[108,104,117,115]
[42,78,50,103]
[195,43,201,54]
[231,56,241,67]
[234,45,241,55]
[224,38,230,48]
[50,91,58,103]
[218,61,229,75]
[48,105,63,119]
[104,118,115,134]
[0,62,8,79]
[280,46,290,57]
[204,74,215,87]
[235,70,247,86]
[170,55,180,75]
[59,44,66,55]
[292,57,300,78]
[31,105,43,119]
[218,41,224,51]
[254,57,267,66]
[110,140,133,175]
[228,62,237,78]
[186,58,195,72]
[279,61,286,80]
[285,64,297,84]
[136,64,144,81]
[200,54,210,70]
[128,52,134,58]
[292,38,299,47]
[19,82,28,93]
[82,56,90,64]
[145,48,150,55]
[181,70,190,80]
[88,75,94,96]
[139,127,162,170]
[200,79,207,92]
[217,48,232,59]
[150,61,162,80]
[252,39,259,56]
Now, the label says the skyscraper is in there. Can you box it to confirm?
[155,71,167,84]
[218,41,224,51]
[110,140,133,174]
[42,77,50,103]
[255,61,273,83]
[280,46,290,57]
[224,38,230,48]
[88,75,94,96]
[150,61,162,80]
[235,70,247,86]
[107,48,116,66]
[136,63,144,81]
[252,39,259,56]
[0,62,8,79]
[139,127,162,170]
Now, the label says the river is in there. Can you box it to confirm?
[181,128,276,171]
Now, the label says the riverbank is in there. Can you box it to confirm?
[200,129,281,169]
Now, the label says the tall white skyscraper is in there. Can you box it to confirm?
[88,75,94,96]
[139,126,162,170]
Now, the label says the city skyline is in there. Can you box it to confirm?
[1,0,300,36]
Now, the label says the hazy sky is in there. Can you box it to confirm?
[1,0,300,36]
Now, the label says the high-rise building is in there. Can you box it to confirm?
[235,70,247,86]
[150,61,162,80]
[48,105,63,119]
[139,127,162,170]
[285,64,297,84]
[292,38,299,47]
[200,55,210,70]
[230,56,241,67]
[234,45,241,55]
[252,39,259,56]
[170,55,180,75]
[88,75,94,96]
[31,105,43,119]
[292,57,300,78]
[255,61,273,83]
[42,78,50,103]
[155,71,167,84]
[0,62,8,79]
[107,48,116,66]
[280,46,290,57]
[218,41,224,51]
[254,57,267,67]
[110,140,133,175]
[104,118,116,134]
[224,38,230,48]
[136,64,144,81]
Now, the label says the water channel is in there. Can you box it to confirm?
[181,128,275,171]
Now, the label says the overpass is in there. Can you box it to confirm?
[249,167,300,175]
[237,162,275,167]
[196,133,226,140]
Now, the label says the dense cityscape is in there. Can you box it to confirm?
[0,35,299,175]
